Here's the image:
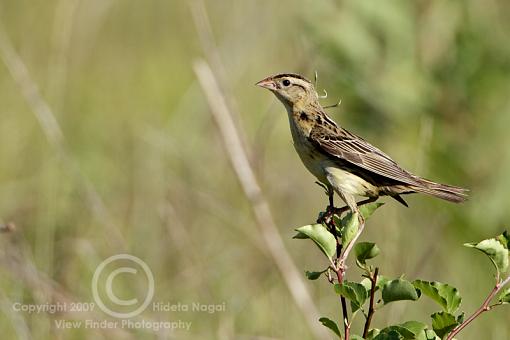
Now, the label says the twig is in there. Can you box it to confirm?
[446,275,510,340]
[325,194,350,339]
[323,197,374,339]
[333,226,350,339]
[194,60,329,340]
[342,299,350,339]
[332,211,368,340]
[317,198,374,227]
[363,267,379,338]
[337,271,350,339]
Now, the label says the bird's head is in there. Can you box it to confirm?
[256,73,318,109]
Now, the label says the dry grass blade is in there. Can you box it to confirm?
[0,25,64,146]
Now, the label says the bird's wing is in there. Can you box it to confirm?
[309,125,422,186]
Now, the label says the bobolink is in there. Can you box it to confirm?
[257,73,467,218]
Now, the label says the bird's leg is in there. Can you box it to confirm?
[318,196,378,224]
[328,186,334,209]
[356,197,377,225]
[316,182,335,224]
[337,198,377,277]
[317,185,336,224]
[330,197,378,217]
[356,207,365,226]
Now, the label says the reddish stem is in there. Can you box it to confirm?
[334,216,366,340]
[336,268,349,339]
[363,267,379,338]
[446,275,510,340]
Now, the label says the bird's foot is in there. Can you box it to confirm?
[317,205,350,225]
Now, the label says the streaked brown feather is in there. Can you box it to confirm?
[309,123,423,187]
[308,112,468,203]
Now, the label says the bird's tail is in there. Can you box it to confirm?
[411,178,468,203]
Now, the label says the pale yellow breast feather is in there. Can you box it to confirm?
[286,109,379,198]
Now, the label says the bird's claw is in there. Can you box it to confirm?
[317,205,350,225]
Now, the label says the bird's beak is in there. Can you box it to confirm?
[256,78,277,90]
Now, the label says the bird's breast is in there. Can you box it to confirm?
[287,117,329,183]
[287,115,379,197]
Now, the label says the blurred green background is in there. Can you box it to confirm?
[1,0,510,339]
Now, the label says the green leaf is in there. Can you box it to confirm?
[294,224,337,260]
[360,277,372,292]
[497,230,510,249]
[319,317,341,338]
[334,281,368,311]
[382,279,420,304]
[361,275,390,292]
[376,275,390,290]
[350,335,365,340]
[355,242,380,264]
[464,238,509,274]
[359,202,385,219]
[399,321,428,336]
[292,232,309,239]
[498,287,510,304]
[379,326,413,339]
[366,329,380,339]
[431,311,458,338]
[378,321,428,340]
[373,330,402,340]
[424,329,440,340]
[413,280,462,314]
[305,270,325,280]
[341,211,359,246]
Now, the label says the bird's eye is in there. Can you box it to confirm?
[282,79,291,87]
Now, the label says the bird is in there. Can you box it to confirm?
[256,73,467,220]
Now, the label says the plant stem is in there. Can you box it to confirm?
[327,199,350,339]
[329,203,369,340]
[334,241,349,338]
[336,269,350,339]
[333,212,367,339]
[363,267,379,338]
[342,297,350,339]
[446,275,510,340]
[335,218,366,289]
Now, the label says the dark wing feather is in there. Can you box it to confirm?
[309,125,422,187]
